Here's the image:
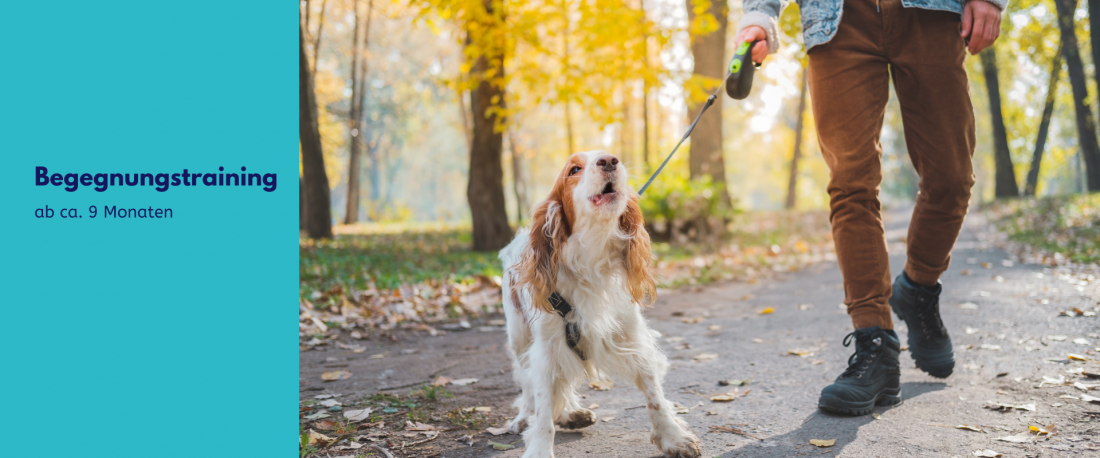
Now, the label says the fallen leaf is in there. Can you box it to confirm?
[304,411,331,420]
[973,450,1003,457]
[321,371,352,381]
[1067,354,1091,361]
[1029,424,1056,435]
[980,344,1001,351]
[681,317,704,324]
[1081,394,1100,403]
[710,388,750,402]
[308,429,335,447]
[333,441,363,451]
[718,379,748,386]
[369,353,385,359]
[315,420,337,429]
[798,303,813,311]
[1049,335,1068,341]
[1082,371,1100,379]
[965,327,980,335]
[406,421,437,431]
[433,376,453,386]
[752,338,764,344]
[451,378,479,386]
[809,439,835,447]
[344,408,373,422]
[313,394,335,399]
[319,399,341,407]
[960,269,972,275]
[787,349,815,358]
[589,379,614,391]
[1074,338,1091,346]
[984,401,1036,412]
[981,262,993,269]
[956,425,983,432]
[995,433,1032,443]
[486,426,510,436]
[872,413,881,420]
[708,325,722,331]
[601,417,614,422]
[959,302,979,310]
[490,440,515,450]
[473,406,492,412]
[589,403,599,409]
[693,353,719,361]
[759,307,774,315]
[1074,382,1100,391]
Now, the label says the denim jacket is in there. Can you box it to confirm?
[738,0,1008,53]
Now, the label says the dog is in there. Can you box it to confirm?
[498,151,701,458]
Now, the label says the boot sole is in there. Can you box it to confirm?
[889,298,954,379]
[817,387,902,416]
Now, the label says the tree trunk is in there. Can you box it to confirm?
[1055,0,1100,191]
[685,0,732,208]
[508,129,528,223]
[312,0,327,73]
[345,0,373,224]
[466,0,514,251]
[300,175,307,230]
[979,48,1020,198]
[785,68,808,209]
[300,20,334,239]
[1025,49,1062,197]
[1090,0,1100,125]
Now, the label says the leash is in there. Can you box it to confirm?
[549,41,762,360]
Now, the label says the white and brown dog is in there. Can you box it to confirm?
[498,151,701,458]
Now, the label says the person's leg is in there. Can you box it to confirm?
[807,0,893,331]
[886,6,976,286]
[811,0,903,416]
[880,0,975,379]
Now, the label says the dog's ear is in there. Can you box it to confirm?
[620,195,656,305]
[517,197,567,313]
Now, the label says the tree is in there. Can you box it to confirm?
[785,67,808,209]
[345,0,374,224]
[685,0,732,209]
[466,0,514,250]
[980,48,1020,198]
[1025,48,1062,196]
[300,19,334,239]
[1054,0,1100,191]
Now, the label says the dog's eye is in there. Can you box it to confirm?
[568,166,581,176]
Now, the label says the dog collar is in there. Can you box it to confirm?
[549,292,586,360]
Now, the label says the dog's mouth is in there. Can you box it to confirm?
[589,181,619,206]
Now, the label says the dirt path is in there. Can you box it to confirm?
[300,209,1100,457]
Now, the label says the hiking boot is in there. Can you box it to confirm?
[818,327,901,416]
[889,272,954,378]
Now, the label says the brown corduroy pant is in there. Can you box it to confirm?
[807,0,976,330]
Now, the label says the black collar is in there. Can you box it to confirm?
[548,292,585,360]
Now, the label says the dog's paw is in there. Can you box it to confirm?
[507,417,529,434]
[554,409,597,430]
[651,428,701,458]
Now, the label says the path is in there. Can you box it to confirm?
[300,208,1100,457]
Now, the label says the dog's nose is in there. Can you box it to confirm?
[596,155,619,172]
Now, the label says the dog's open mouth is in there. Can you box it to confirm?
[589,181,619,206]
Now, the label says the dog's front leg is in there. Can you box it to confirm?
[519,340,558,458]
[622,322,701,458]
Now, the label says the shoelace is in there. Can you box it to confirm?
[914,292,946,339]
[840,332,880,379]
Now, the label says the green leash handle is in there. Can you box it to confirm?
[725,40,762,100]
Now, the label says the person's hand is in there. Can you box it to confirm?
[961,0,1002,54]
[734,26,769,64]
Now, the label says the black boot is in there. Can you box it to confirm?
[818,327,901,416]
[889,272,954,378]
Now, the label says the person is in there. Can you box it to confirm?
[734,0,1004,415]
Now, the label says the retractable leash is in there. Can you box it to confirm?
[551,41,762,360]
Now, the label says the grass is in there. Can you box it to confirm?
[300,224,502,300]
[990,193,1100,264]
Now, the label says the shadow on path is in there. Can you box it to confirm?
[717,382,946,457]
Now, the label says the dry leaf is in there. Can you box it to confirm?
[406,421,437,431]
[681,317,704,324]
[959,302,979,310]
[486,426,510,436]
[995,433,1032,443]
[787,349,815,358]
[321,371,352,381]
[319,399,341,407]
[979,344,1001,351]
[451,378,478,386]
[872,413,881,420]
[710,388,750,402]
[308,429,335,447]
[589,403,599,409]
[708,325,722,331]
[315,420,337,429]
[984,401,1036,412]
[752,338,764,344]
[1067,354,1090,361]
[693,353,719,361]
[1029,424,1056,435]
[304,411,331,420]
[490,440,515,450]
[344,408,373,422]
[1081,394,1100,403]
[601,417,614,422]
[965,327,980,335]
[973,450,1003,457]
[981,262,993,269]
[956,425,983,432]
[589,379,614,391]
[809,439,835,447]
[759,307,774,315]
[473,406,492,412]
[1048,335,1068,341]
[1074,338,1091,345]
[433,376,453,386]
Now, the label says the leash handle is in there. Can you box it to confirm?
[725,40,762,100]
